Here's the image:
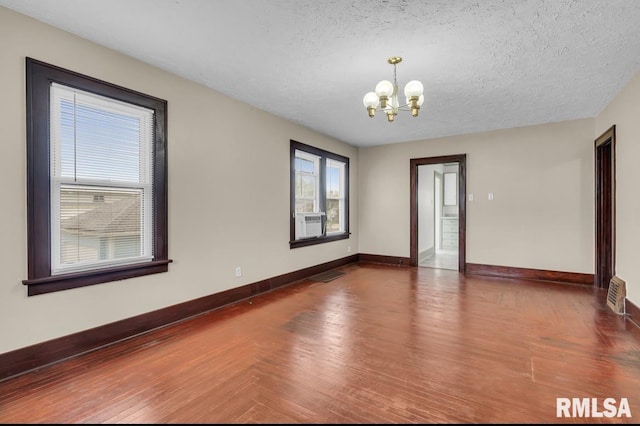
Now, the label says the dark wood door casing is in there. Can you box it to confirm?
[594,125,615,289]
[410,154,467,270]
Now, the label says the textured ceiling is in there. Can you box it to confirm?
[2,0,640,147]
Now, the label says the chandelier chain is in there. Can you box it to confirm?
[393,64,397,86]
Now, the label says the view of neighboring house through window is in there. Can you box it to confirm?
[24,58,170,296]
[290,140,349,248]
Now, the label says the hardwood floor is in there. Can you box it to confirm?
[0,263,639,423]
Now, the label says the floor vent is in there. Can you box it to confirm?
[607,276,626,315]
[310,270,346,283]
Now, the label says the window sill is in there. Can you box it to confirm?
[22,259,173,296]
[289,232,349,249]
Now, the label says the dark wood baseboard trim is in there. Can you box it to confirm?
[0,254,359,383]
[358,253,411,266]
[465,263,594,286]
[625,298,640,330]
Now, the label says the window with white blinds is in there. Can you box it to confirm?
[25,58,169,296]
[50,83,154,274]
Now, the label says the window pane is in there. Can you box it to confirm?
[296,199,315,213]
[295,157,315,174]
[50,83,155,275]
[327,163,342,198]
[326,198,341,232]
[326,159,344,233]
[75,103,143,181]
[52,84,153,184]
[57,186,145,270]
[296,174,316,199]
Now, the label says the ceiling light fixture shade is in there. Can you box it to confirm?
[363,56,424,122]
[362,91,380,117]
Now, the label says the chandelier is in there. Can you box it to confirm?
[362,56,424,122]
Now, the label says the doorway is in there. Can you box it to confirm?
[410,154,466,271]
[595,125,615,289]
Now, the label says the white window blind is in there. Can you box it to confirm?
[50,83,154,274]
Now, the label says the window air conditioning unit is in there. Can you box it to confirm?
[295,212,325,239]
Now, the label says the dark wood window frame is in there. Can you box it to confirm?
[290,140,350,249]
[23,57,171,296]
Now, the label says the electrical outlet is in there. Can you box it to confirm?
[235,267,242,277]
[347,245,351,253]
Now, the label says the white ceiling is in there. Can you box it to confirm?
[2,0,640,147]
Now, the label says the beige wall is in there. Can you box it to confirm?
[0,7,358,354]
[596,71,640,306]
[358,118,595,273]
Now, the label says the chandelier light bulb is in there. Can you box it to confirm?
[404,80,424,98]
[375,80,393,109]
[375,80,394,98]
[363,92,379,108]
[363,92,379,118]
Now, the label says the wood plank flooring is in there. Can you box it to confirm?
[0,263,639,423]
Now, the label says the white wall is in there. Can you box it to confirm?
[417,164,441,255]
[442,164,459,217]
[0,6,358,354]
[359,118,595,273]
[596,70,640,307]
